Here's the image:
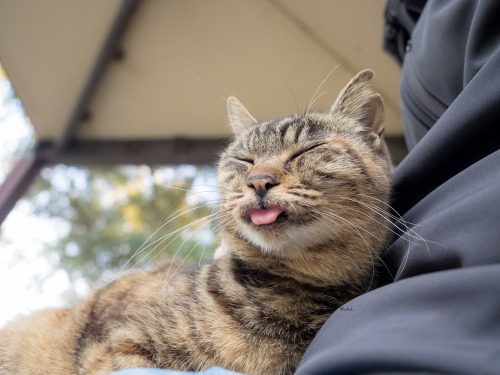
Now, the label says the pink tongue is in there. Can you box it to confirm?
[247,205,284,225]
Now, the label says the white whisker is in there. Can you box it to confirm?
[109,206,227,285]
[161,216,234,300]
[305,64,341,116]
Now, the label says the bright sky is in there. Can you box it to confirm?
[0,67,219,328]
[0,205,78,327]
[0,68,81,327]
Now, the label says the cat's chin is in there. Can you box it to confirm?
[237,219,328,257]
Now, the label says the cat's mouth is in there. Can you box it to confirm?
[243,204,288,226]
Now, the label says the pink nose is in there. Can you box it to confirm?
[247,174,277,197]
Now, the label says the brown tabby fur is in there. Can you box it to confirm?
[0,70,392,375]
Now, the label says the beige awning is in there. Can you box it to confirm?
[0,0,401,142]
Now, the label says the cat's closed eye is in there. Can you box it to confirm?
[234,157,254,165]
[286,143,326,168]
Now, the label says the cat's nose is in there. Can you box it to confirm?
[247,173,278,197]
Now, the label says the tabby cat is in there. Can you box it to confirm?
[0,70,392,375]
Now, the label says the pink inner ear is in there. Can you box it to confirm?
[361,94,384,135]
[245,205,284,225]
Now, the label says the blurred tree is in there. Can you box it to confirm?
[2,66,220,305]
[27,164,219,293]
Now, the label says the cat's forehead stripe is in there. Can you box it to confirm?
[242,116,334,154]
[293,121,306,143]
[278,121,294,142]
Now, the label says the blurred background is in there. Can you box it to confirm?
[0,0,403,326]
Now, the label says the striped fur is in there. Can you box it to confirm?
[0,70,392,375]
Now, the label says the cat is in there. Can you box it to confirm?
[0,70,393,375]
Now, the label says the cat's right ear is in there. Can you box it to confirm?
[329,70,385,136]
[227,96,258,135]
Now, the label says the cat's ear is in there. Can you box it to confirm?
[227,96,259,135]
[330,70,384,136]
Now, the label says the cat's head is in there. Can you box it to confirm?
[218,70,392,259]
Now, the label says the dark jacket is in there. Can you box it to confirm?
[296,1,500,373]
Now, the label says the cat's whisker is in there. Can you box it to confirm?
[162,234,207,300]
[160,184,222,196]
[320,206,396,280]
[113,208,227,282]
[323,212,378,290]
[163,215,234,290]
[310,213,349,249]
[127,216,213,279]
[165,213,231,272]
[281,72,300,114]
[323,198,415,245]
[299,203,381,289]
[308,212,361,271]
[300,204,376,259]
[155,210,230,264]
[352,198,419,238]
[142,203,213,246]
[328,194,429,249]
[161,217,235,302]
[356,193,418,225]
[302,197,421,281]
[307,91,329,111]
[198,204,221,268]
[148,215,219,267]
[305,64,341,116]
[326,201,422,249]
[398,246,412,280]
[140,205,221,252]
[128,209,208,266]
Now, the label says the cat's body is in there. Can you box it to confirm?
[0,70,393,375]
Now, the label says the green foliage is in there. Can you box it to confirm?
[1,69,223,309]
[27,164,220,287]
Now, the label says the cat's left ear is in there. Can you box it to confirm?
[330,70,385,136]
[227,96,259,135]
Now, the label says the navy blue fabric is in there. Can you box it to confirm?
[296,0,500,374]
